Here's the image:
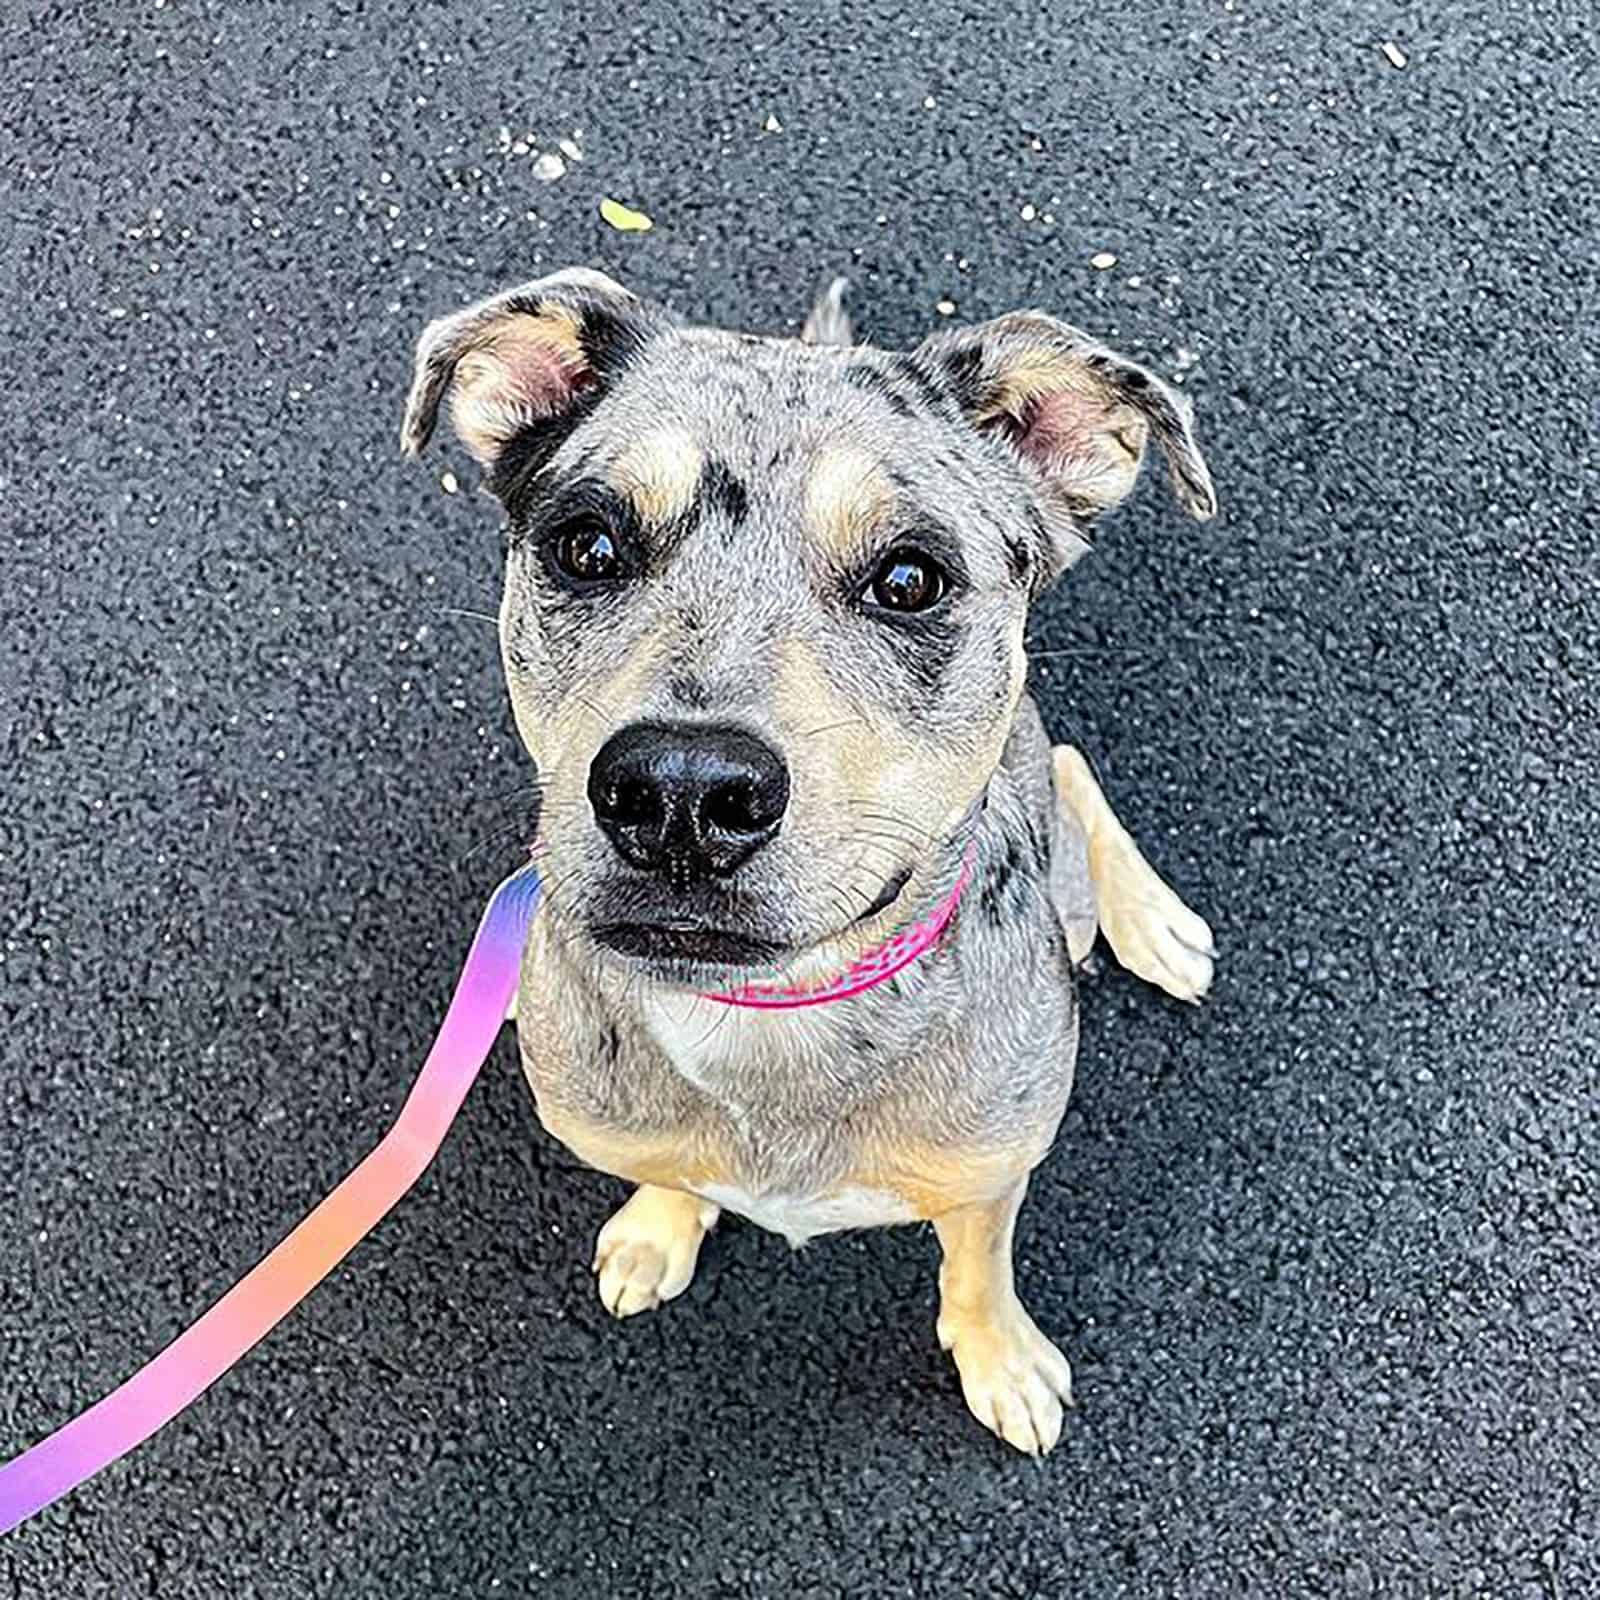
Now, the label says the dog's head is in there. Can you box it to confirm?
[401,268,1214,984]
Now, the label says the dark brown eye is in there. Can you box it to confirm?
[867,549,946,613]
[555,518,624,582]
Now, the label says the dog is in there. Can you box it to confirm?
[399,268,1217,1454]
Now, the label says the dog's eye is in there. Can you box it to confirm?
[866,549,946,614]
[554,518,625,582]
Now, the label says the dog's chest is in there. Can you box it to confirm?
[637,991,916,1245]
[689,1179,915,1247]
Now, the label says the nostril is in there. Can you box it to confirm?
[606,776,658,827]
[702,780,761,837]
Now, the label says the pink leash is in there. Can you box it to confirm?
[1,847,974,1534]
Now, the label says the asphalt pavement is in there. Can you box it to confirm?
[2,2,1596,1595]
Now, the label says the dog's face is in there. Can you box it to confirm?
[402,269,1214,984]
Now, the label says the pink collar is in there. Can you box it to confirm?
[703,843,977,1010]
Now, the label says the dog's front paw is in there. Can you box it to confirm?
[1093,836,1215,1004]
[938,1300,1074,1456]
[593,1185,719,1318]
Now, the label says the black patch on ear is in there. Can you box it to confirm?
[484,298,665,508]
[572,301,636,376]
[937,343,985,410]
[696,457,751,531]
[568,286,679,381]
[844,361,915,418]
[891,354,954,415]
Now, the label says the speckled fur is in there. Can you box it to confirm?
[515,696,1091,1224]
[401,267,1214,1452]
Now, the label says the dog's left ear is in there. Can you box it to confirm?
[399,266,669,485]
[916,311,1216,578]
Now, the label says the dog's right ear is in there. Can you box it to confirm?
[399,267,667,487]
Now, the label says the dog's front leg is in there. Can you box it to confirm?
[1052,745,1216,1002]
[593,1185,720,1319]
[933,1180,1073,1455]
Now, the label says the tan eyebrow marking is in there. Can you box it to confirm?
[608,428,705,524]
[805,445,896,558]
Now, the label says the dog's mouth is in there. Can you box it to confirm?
[590,921,789,970]
[585,862,916,985]
[852,866,912,925]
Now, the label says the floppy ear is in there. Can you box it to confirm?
[916,311,1217,579]
[399,266,669,489]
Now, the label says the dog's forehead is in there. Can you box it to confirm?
[594,328,976,489]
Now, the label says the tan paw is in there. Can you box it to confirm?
[593,1186,718,1319]
[938,1301,1075,1456]
[1093,836,1215,1004]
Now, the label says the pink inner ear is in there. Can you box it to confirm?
[450,315,596,463]
[999,385,1144,511]
[1011,388,1121,471]
[497,336,595,418]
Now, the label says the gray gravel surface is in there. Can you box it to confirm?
[2,2,1597,1595]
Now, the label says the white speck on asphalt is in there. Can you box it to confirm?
[559,137,583,161]
[1381,41,1408,68]
[532,152,566,182]
[1020,203,1037,221]
[935,299,956,316]
[440,470,459,494]
[764,113,783,132]
[1091,250,1118,269]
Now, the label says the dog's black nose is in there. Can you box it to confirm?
[588,722,790,879]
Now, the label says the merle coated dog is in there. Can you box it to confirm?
[401,269,1216,1453]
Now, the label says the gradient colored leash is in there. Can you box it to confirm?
[0,867,541,1536]
[1,844,975,1535]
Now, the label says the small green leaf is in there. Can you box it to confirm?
[600,198,653,233]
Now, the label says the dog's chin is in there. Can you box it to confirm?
[587,920,791,988]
